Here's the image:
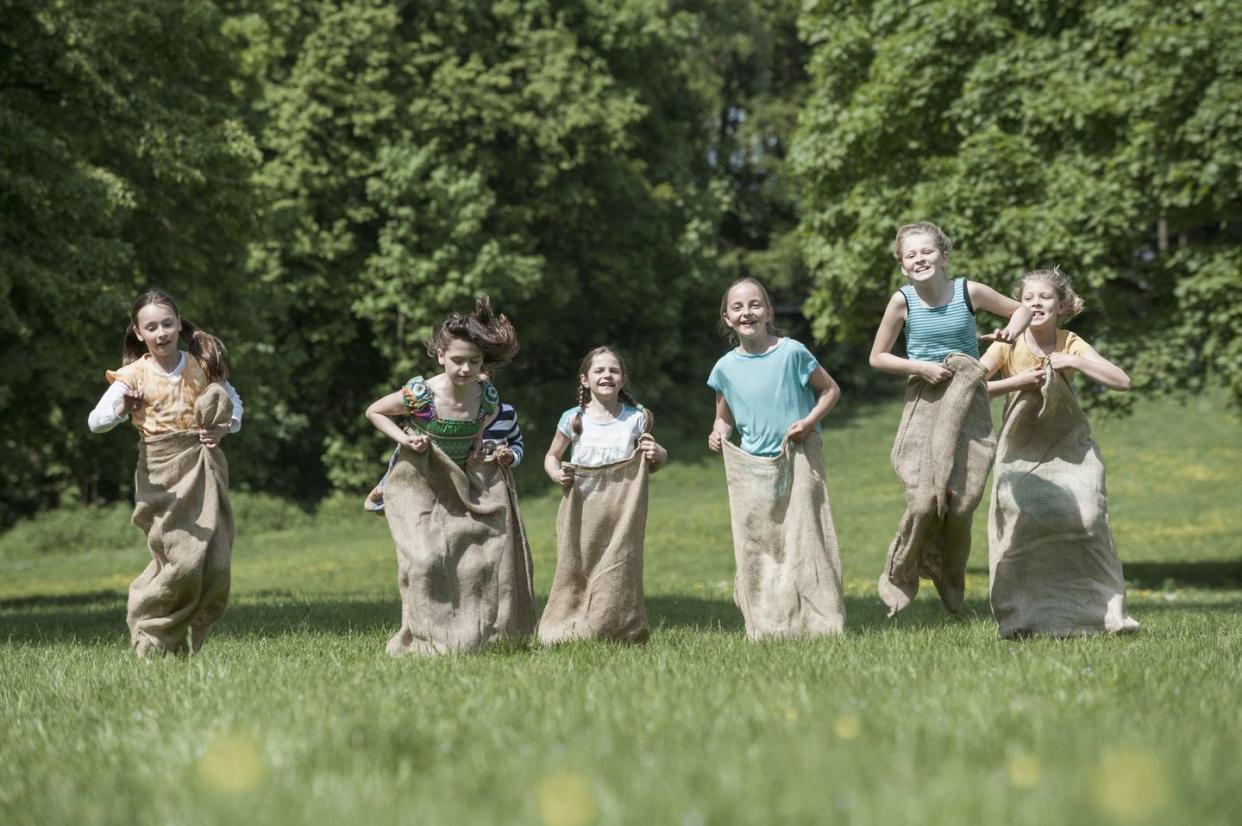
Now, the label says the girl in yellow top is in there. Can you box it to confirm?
[88,289,242,656]
[981,268,1139,637]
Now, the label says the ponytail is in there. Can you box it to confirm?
[183,320,229,383]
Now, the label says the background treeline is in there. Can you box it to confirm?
[2,0,1238,528]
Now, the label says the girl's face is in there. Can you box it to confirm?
[581,351,624,401]
[898,233,949,283]
[437,338,485,386]
[1020,279,1065,330]
[722,282,772,342]
[133,303,182,360]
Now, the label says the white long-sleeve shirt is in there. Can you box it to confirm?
[88,352,243,434]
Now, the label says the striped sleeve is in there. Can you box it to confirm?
[483,403,524,465]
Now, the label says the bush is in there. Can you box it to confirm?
[0,503,142,559]
[0,492,316,559]
[229,492,313,534]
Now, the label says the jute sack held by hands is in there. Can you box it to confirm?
[383,444,535,656]
[988,367,1138,638]
[878,353,995,617]
[721,432,845,640]
[538,451,651,645]
[127,384,234,657]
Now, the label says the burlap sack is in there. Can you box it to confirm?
[126,384,234,656]
[538,451,651,645]
[383,445,535,656]
[878,353,995,617]
[988,367,1138,638]
[721,432,845,640]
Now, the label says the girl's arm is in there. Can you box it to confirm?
[1048,347,1131,391]
[544,431,574,487]
[980,347,1044,398]
[869,292,952,383]
[88,382,138,433]
[785,366,841,442]
[637,433,668,471]
[968,282,1033,342]
[707,393,734,452]
[366,390,429,451]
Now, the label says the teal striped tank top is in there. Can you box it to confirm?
[901,278,978,362]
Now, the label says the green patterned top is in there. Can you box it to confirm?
[400,375,500,466]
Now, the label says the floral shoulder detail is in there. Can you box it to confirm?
[479,381,500,419]
[400,376,436,421]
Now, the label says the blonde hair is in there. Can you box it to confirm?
[1015,267,1085,320]
[892,222,952,261]
[719,277,781,343]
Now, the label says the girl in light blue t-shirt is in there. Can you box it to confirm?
[707,278,841,456]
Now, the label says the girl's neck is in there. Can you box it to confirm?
[737,332,779,355]
[586,395,623,418]
[1025,322,1060,354]
[151,349,182,374]
[433,373,477,404]
[909,274,953,306]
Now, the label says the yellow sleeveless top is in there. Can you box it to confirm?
[106,353,214,438]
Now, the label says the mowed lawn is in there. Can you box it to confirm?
[1,394,1239,825]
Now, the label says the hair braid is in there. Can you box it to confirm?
[572,384,590,435]
[618,389,653,433]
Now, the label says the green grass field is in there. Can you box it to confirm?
[2,395,1239,825]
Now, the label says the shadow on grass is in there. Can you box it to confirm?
[1123,559,1242,589]
[646,593,996,633]
[6,579,1236,648]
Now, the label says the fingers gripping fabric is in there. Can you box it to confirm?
[126,384,235,656]
[383,446,535,656]
[721,432,845,640]
[988,368,1138,638]
[538,451,651,645]
[877,354,995,617]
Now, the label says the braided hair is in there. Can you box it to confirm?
[571,346,654,435]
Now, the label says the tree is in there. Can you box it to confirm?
[0,0,259,525]
[792,0,1242,408]
[225,0,725,490]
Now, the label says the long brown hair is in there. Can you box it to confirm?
[122,289,229,382]
[571,346,654,435]
[425,295,519,375]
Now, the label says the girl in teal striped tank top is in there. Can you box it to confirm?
[867,222,1033,620]
[870,222,1030,380]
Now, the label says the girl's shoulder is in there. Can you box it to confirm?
[400,375,435,418]
[1059,329,1091,354]
[478,380,499,417]
[106,355,152,387]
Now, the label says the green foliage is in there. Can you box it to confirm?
[792,0,1242,407]
[226,0,726,488]
[0,0,261,522]
[0,502,139,559]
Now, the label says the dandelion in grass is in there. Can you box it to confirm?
[199,732,265,793]
[833,714,860,740]
[537,771,596,826]
[1089,748,1168,819]
[1008,754,1040,788]
[784,707,799,720]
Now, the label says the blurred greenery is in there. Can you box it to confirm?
[2,0,1238,528]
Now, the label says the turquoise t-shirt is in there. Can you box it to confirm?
[706,337,821,456]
